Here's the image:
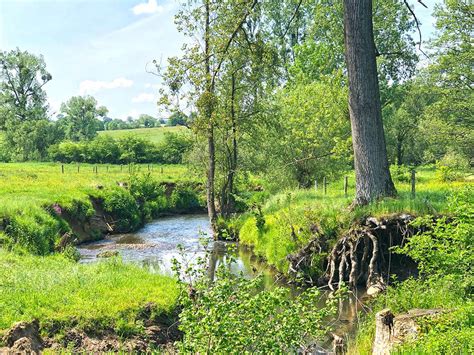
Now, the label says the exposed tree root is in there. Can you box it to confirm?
[289,214,421,291]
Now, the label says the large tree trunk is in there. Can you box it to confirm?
[343,0,396,205]
[204,0,217,231]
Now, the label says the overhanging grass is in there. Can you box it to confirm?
[0,250,178,334]
[239,167,472,273]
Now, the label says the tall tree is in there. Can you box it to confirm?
[343,0,396,204]
[59,96,107,141]
[0,49,59,160]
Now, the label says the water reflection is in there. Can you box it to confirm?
[78,214,368,347]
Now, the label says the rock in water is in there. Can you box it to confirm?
[97,250,119,258]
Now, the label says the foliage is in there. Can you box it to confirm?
[100,187,141,232]
[351,188,474,354]
[436,150,470,182]
[0,250,178,335]
[3,208,67,255]
[0,49,58,160]
[58,96,108,142]
[169,184,202,212]
[172,242,340,353]
[48,133,192,165]
[396,187,473,280]
[167,111,188,126]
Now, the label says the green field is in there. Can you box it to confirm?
[98,126,189,144]
[0,162,190,217]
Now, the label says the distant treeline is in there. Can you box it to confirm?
[48,133,192,165]
[101,111,190,131]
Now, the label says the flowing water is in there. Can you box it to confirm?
[78,214,368,351]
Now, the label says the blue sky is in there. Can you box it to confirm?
[0,0,438,120]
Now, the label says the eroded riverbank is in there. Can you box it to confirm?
[78,214,370,351]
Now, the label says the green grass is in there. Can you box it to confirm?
[0,162,191,217]
[0,250,178,334]
[239,167,473,273]
[98,126,189,144]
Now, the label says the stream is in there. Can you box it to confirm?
[78,214,367,351]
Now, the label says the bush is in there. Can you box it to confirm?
[436,150,470,181]
[129,174,168,220]
[390,164,412,183]
[157,132,193,164]
[170,185,202,212]
[101,188,141,232]
[47,135,192,165]
[173,244,341,353]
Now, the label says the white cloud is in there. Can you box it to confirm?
[79,77,133,95]
[132,92,156,103]
[132,0,164,15]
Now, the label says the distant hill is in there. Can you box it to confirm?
[98,126,189,144]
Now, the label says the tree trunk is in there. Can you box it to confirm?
[204,0,217,231]
[343,0,396,204]
[396,138,403,166]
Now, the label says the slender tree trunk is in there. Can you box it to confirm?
[343,0,396,204]
[204,0,217,231]
[396,139,403,166]
[228,73,238,215]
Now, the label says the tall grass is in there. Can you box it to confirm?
[0,250,178,334]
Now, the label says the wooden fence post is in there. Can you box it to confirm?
[323,177,327,195]
[95,165,98,175]
[61,164,64,174]
[344,176,348,198]
[77,163,80,173]
[106,165,109,173]
[160,167,163,174]
[411,170,416,199]
[120,164,123,172]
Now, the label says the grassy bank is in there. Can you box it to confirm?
[0,250,178,338]
[239,167,472,274]
[0,162,191,216]
[98,126,189,144]
[0,162,205,254]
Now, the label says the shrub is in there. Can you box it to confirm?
[157,132,193,164]
[101,188,141,232]
[172,244,341,353]
[436,150,470,181]
[170,185,201,211]
[390,164,412,183]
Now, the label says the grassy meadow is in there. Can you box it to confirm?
[98,126,189,144]
[0,162,191,217]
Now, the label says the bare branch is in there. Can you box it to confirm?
[403,0,429,58]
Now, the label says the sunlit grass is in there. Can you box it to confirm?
[0,250,178,333]
[0,162,192,217]
[240,167,472,273]
[98,126,189,144]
